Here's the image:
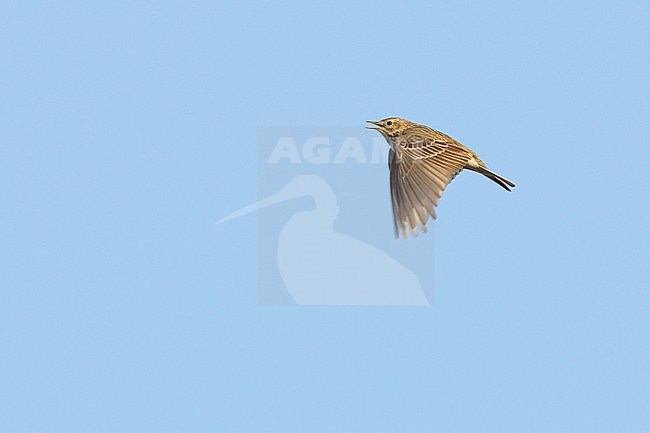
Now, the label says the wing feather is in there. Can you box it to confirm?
[388,127,470,238]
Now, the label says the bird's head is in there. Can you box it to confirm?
[366,117,411,143]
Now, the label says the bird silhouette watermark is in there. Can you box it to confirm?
[218,175,429,306]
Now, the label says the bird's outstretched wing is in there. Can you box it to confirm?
[389,129,471,238]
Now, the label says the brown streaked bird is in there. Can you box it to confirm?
[367,117,515,239]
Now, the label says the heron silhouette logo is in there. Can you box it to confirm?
[217,127,435,306]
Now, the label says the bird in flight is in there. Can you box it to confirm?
[367,117,515,239]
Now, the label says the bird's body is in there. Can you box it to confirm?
[367,117,515,238]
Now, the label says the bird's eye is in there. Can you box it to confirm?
[386,120,393,126]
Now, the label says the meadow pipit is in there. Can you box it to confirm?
[367,117,515,239]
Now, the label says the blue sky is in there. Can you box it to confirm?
[1,1,648,432]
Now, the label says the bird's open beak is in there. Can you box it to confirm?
[366,120,381,130]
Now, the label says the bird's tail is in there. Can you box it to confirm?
[473,166,515,192]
